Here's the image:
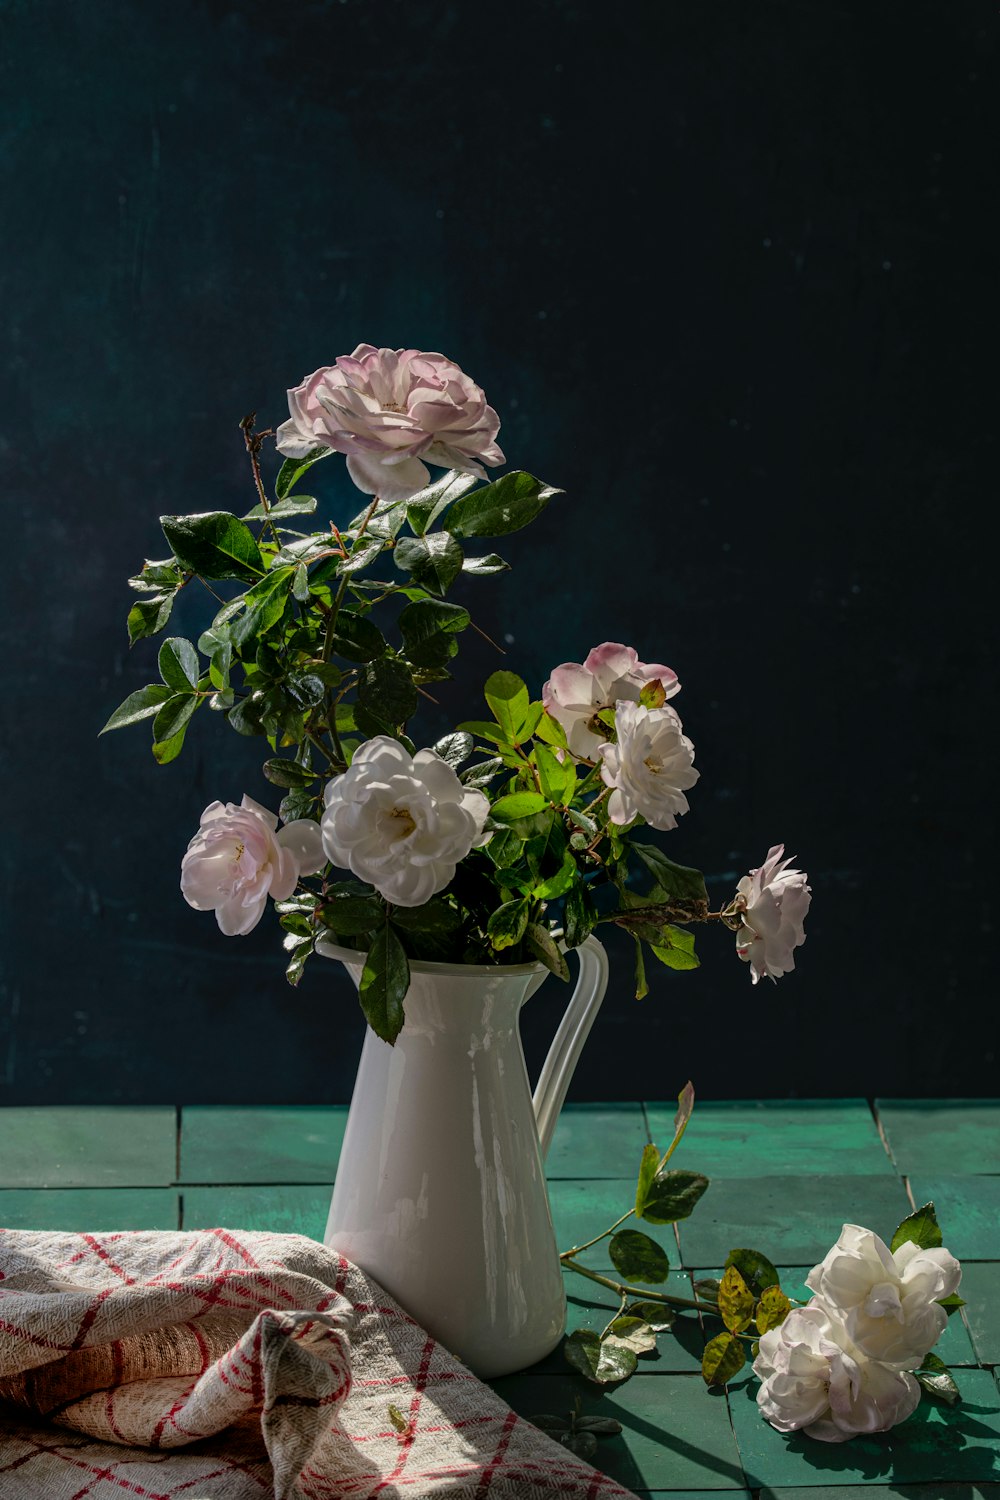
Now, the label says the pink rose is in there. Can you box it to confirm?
[275,345,505,503]
[735,844,811,983]
[181,795,325,936]
[542,643,680,759]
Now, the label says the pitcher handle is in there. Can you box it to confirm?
[532,934,610,1160]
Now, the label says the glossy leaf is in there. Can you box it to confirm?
[535,710,569,750]
[243,494,318,521]
[484,671,532,741]
[328,609,387,663]
[525,923,569,980]
[399,598,470,667]
[152,692,198,743]
[609,1229,669,1285]
[631,842,708,907]
[230,567,294,649]
[634,1143,659,1219]
[718,1266,755,1333]
[404,469,479,536]
[487,899,529,950]
[127,593,175,644]
[359,920,410,1044]
[275,445,332,501]
[263,758,318,789]
[158,637,200,692]
[491,792,548,822]
[604,1316,656,1355]
[446,470,561,539]
[460,756,504,789]
[564,1329,637,1385]
[534,744,574,803]
[651,925,700,971]
[461,553,509,575]
[891,1202,943,1254]
[564,882,598,949]
[725,1248,780,1299]
[756,1285,792,1334]
[624,1300,676,1333]
[100,684,172,734]
[160,511,265,581]
[358,657,418,726]
[152,726,187,764]
[913,1351,961,1407]
[394,532,464,595]
[640,1168,709,1224]
[432,731,474,768]
[338,537,385,575]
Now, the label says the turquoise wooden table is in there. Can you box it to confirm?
[2,1099,999,1496]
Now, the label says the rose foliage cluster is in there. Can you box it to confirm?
[102,344,810,1043]
[554,1086,966,1446]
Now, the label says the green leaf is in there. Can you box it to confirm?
[460,756,504,789]
[532,848,578,901]
[319,883,384,937]
[640,1168,709,1225]
[100,684,172,734]
[564,882,598,949]
[487,899,529,951]
[561,1430,598,1460]
[457,719,510,747]
[358,657,418,726]
[127,556,183,593]
[432,731,474,768]
[279,787,316,823]
[631,843,709,908]
[263,758,319,789]
[604,1316,657,1355]
[701,1331,746,1386]
[399,598,471,667]
[293,562,310,602]
[725,1248,780,1299]
[718,1265,756,1333]
[446,470,561,539]
[484,671,532,742]
[564,1329,637,1386]
[634,1143,659,1218]
[152,726,188,764]
[624,1300,676,1333]
[284,933,313,986]
[535,711,569,750]
[609,1229,669,1284]
[394,532,464,595]
[914,1351,962,1407]
[243,494,318,521]
[756,1285,792,1334]
[525,923,569,981]
[391,899,464,936]
[338,537,385,575]
[230,567,295,649]
[891,1202,943,1254]
[358,920,410,1044]
[534,744,574,804]
[328,609,387,663]
[152,692,198,744]
[634,939,648,999]
[462,553,509,576]
[127,593,175,644]
[937,1292,966,1313]
[650,926,700,971]
[575,1415,624,1435]
[491,792,549,822]
[160,511,265,581]
[158,637,200,691]
[285,672,326,710]
[275,444,333,500]
[404,469,479,536]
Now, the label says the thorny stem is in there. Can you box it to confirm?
[561,1258,718,1314]
[240,413,282,549]
[321,496,381,767]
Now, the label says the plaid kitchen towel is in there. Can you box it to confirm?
[0,1227,639,1499]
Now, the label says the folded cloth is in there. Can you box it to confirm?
[0,1227,639,1499]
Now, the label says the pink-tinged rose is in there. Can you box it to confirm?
[598,699,698,831]
[805,1224,962,1370]
[275,345,505,503]
[542,643,680,759]
[735,844,811,984]
[181,795,325,936]
[754,1303,921,1443]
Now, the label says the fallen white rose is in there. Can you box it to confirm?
[181,796,325,936]
[753,1302,921,1442]
[321,736,490,907]
[598,700,699,831]
[805,1223,962,1370]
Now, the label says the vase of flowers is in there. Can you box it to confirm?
[103,343,811,1374]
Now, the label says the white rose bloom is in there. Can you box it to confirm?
[598,700,699,831]
[542,642,680,759]
[321,736,490,907]
[181,795,325,937]
[805,1223,962,1370]
[735,844,811,983]
[754,1302,920,1443]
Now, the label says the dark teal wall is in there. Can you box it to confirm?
[2,1,995,1101]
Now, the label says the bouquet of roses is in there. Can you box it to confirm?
[102,344,811,1043]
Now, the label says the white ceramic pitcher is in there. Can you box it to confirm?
[316,934,609,1378]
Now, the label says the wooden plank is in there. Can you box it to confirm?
[182,1184,330,1240]
[179,1106,348,1183]
[0,1188,178,1231]
[647,1099,893,1178]
[906,1176,1000,1261]
[760,1487,1000,1498]
[546,1104,650,1180]
[952,1262,1000,1366]
[0,1107,176,1187]
[876,1100,1000,1176]
[488,1371,746,1493]
[675,1174,911,1269]
[729,1366,1000,1488]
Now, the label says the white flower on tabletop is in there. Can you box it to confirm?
[753,1302,920,1443]
[805,1223,962,1370]
[181,796,325,937]
[598,700,699,831]
[276,345,505,503]
[542,642,680,759]
[321,736,490,907]
[735,844,811,983]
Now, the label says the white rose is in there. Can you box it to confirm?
[321,736,490,907]
[754,1302,920,1443]
[598,699,699,831]
[805,1223,961,1370]
[542,642,680,759]
[735,844,811,983]
[181,795,325,936]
